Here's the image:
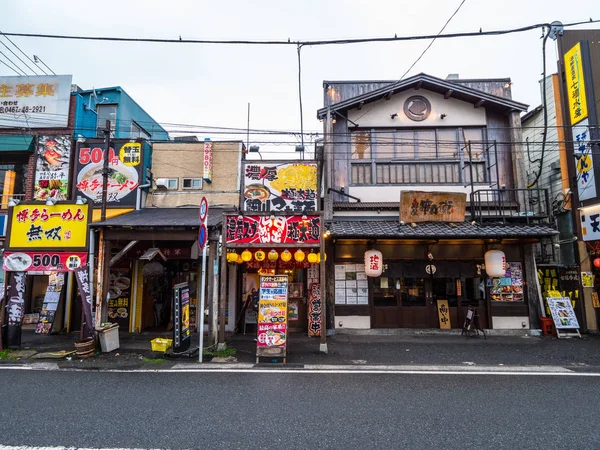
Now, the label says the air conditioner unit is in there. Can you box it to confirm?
[155,178,169,189]
[550,161,561,171]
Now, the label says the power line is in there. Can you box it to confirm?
[0,35,39,75]
[400,0,467,80]
[0,29,47,75]
[2,19,599,47]
[0,49,26,75]
[0,56,22,75]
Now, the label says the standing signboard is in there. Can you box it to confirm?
[257,275,288,363]
[35,273,65,334]
[74,139,143,207]
[173,282,191,352]
[547,297,581,339]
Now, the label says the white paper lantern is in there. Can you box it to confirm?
[484,250,507,278]
[364,249,383,277]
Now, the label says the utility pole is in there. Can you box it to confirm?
[101,119,111,222]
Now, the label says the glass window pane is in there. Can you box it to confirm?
[372,131,395,159]
[97,105,117,137]
[463,128,484,159]
[351,131,371,160]
[438,129,459,159]
[394,131,415,159]
[400,278,426,306]
[415,130,436,159]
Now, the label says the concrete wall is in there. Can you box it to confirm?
[147,141,242,208]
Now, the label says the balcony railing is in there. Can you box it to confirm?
[470,189,552,225]
[0,193,26,210]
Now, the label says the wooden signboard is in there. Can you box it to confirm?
[436,299,451,329]
[400,191,466,223]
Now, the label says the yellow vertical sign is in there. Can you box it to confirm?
[437,299,451,329]
[564,42,588,125]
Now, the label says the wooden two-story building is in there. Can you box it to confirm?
[317,73,557,332]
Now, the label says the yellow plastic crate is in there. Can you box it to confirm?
[151,338,173,352]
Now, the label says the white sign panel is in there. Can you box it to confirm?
[547,297,580,329]
[0,75,72,128]
[573,120,596,201]
[580,203,600,241]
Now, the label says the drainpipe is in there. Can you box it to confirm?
[136,183,151,211]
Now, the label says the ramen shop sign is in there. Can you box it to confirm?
[75,139,143,207]
[226,215,320,244]
[7,202,90,250]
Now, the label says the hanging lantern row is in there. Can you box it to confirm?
[226,249,327,264]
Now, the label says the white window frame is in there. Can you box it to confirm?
[165,178,178,190]
[182,177,203,190]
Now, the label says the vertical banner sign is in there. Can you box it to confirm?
[6,272,26,347]
[308,282,322,337]
[564,42,588,126]
[203,139,213,183]
[573,120,596,201]
[34,135,71,202]
[75,266,94,339]
[437,299,451,329]
[173,282,191,353]
[257,275,288,359]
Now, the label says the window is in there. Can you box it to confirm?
[351,131,371,160]
[96,104,117,138]
[182,178,203,190]
[0,155,29,207]
[156,178,178,190]
[131,121,150,140]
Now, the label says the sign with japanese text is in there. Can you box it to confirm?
[487,262,524,302]
[3,251,87,272]
[243,162,318,212]
[7,203,90,250]
[34,135,71,202]
[564,42,588,126]
[572,120,596,201]
[203,140,213,183]
[308,282,322,337]
[547,297,580,329]
[580,203,600,241]
[173,282,191,352]
[74,266,94,339]
[400,191,466,223]
[74,139,143,207]
[107,267,131,328]
[226,215,320,245]
[437,299,451,329]
[35,273,65,335]
[257,275,288,353]
[0,75,72,128]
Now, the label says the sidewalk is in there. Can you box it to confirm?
[2,329,600,371]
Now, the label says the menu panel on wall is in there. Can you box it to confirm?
[335,264,369,305]
[488,262,523,302]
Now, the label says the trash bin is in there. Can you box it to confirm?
[96,323,120,352]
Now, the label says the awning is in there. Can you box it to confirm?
[90,207,230,229]
[0,135,35,152]
[330,220,558,239]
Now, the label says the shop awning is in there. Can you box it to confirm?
[0,134,35,152]
[330,220,558,239]
[90,207,230,229]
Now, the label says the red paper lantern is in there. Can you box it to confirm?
[593,258,600,269]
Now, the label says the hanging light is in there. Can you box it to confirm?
[364,249,383,277]
[255,250,266,262]
[484,250,507,277]
[237,256,244,265]
[268,250,279,261]
[294,249,305,262]
[241,249,253,262]
[227,252,239,263]
[317,252,327,263]
[281,249,292,262]
[307,251,318,264]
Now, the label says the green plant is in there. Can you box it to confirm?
[203,347,237,358]
[0,349,12,360]
[142,357,165,364]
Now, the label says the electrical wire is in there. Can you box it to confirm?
[0,56,22,75]
[400,0,467,80]
[3,19,599,47]
[0,49,27,75]
[0,29,48,75]
[0,35,38,75]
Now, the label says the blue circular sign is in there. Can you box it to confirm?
[199,197,208,223]
[198,224,207,250]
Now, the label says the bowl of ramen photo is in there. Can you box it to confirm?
[77,162,138,201]
[4,253,32,272]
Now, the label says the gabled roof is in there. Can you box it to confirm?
[317,73,528,119]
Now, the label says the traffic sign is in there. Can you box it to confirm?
[198,224,208,250]
[199,197,208,223]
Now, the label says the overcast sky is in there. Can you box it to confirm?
[1,0,599,154]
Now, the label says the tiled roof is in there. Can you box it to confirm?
[91,207,231,229]
[330,220,557,239]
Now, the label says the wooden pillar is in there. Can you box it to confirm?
[218,216,227,349]
[319,212,327,353]
[95,229,105,329]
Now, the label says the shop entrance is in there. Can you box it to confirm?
[371,261,487,329]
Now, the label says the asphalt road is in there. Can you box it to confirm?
[1,370,599,449]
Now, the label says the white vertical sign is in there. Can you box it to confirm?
[573,120,596,201]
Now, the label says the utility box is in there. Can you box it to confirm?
[96,323,120,353]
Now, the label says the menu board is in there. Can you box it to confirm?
[107,268,131,328]
[173,282,191,352]
[257,275,288,354]
[334,264,369,305]
[35,273,64,334]
[488,262,523,302]
[547,297,580,329]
